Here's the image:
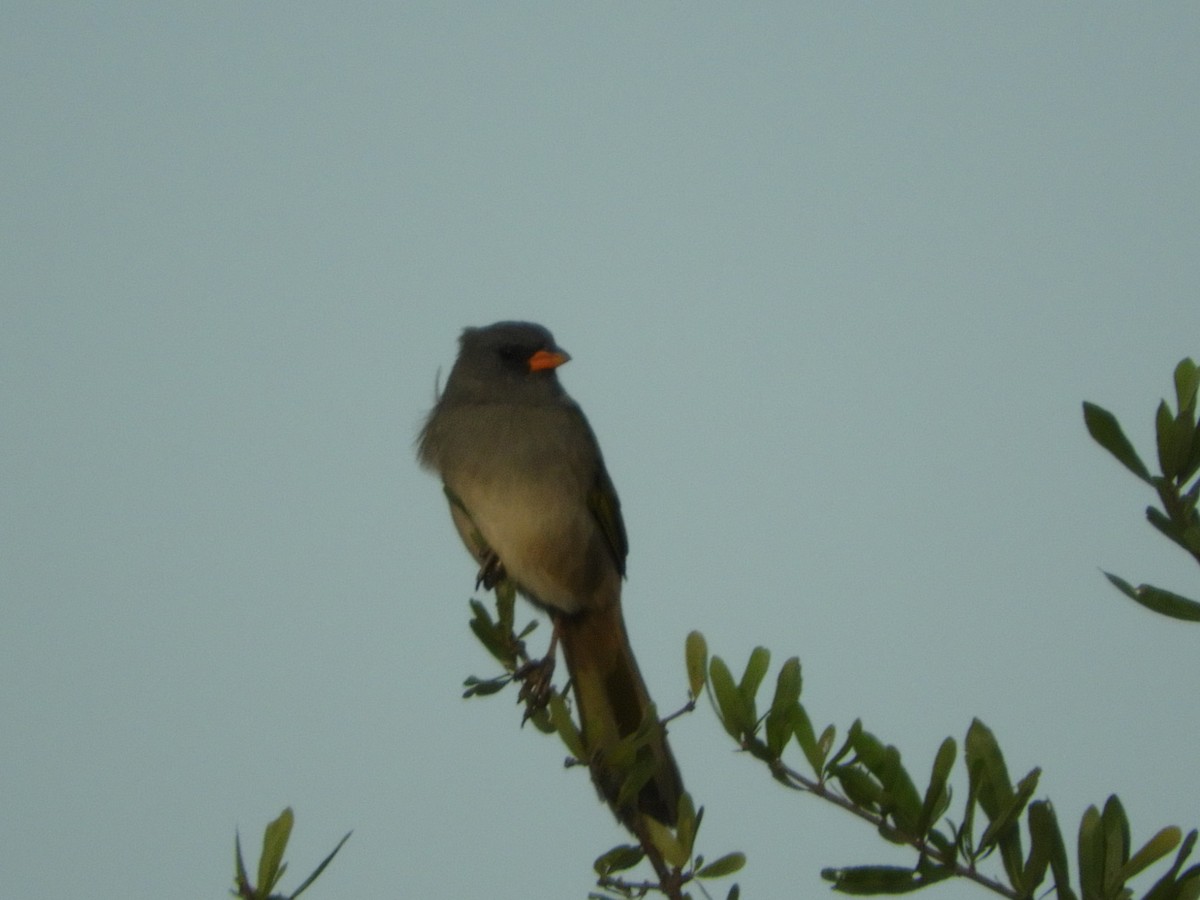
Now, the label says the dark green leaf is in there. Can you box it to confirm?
[1078,805,1103,900]
[767,657,801,745]
[738,646,771,721]
[1028,801,1077,900]
[686,631,708,697]
[697,852,747,879]
[674,793,698,859]
[833,765,882,811]
[978,767,1040,854]
[1103,573,1200,622]
[291,830,352,898]
[1021,801,1053,897]
[850,725,888,773]
[1101,795,1131,896]
[1174,358,1199,417]
[792,704,824,775]
[726,884,741,900]
[234,831,251,896]
[821,865,928,894]
[965,720,1014,820]
[1145,829,1197,900]
[964,720,1026,884]
[1157,400,1190,480]
[593,844,645,876]
[1083,401,1153,483]
[918,738,956,836]
[709,656,752,739]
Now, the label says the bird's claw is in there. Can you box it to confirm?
[475,552,507,591]
[515,654,556,721]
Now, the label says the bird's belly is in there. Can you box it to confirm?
[453,478,597,615]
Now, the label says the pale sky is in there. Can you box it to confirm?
[3,5,1199,899]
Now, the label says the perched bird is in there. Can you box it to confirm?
[418,321,684,826]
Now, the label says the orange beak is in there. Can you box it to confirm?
[528,348,571,372]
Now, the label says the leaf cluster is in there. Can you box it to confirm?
[462,582,743,899]
[688,632,1198,899]
[232,808,350,900]
[1084,358,1200,620]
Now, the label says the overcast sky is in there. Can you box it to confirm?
[4,5,1199,899]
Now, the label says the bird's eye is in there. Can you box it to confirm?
[497,344,528,363]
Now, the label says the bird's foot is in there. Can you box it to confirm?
[515,653,556,722]
[475,551,507,591]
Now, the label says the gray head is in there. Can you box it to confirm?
[439,321,571,404]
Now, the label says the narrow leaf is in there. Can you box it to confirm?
[1158,400,1183,480]
[1083,401,1153,483]
[738,646,771,721]
[791,704,824,774]
[709,656,752,739]
[1078,805,1103,900]
[1103,573,1200,622]
[1101,795,1130,895]
[918,737,956,836]
[1119,826,1181,883]
[1174,358,1199,416]
[686,631,708,697]
[258,807,294,895]
[291,830,352,898]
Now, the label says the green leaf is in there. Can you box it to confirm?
[821,865,925,894]
[709,656,752,739]
[965,720,1023,883]
[674,793,698,859]
[234,831,251,896]
[291,830,352,898]
[1028,801,1077,900]
[738,646,771,721]
[1022,801,1054,898]
[644,815,689,869]
[918,737,956,837]
[1103,573,1200,622]
[1101,795,1131,896]
[727,884,741,900]
[697,852,747,879]
[832,764,882,811]
[1083,402,1153,483]
[978,767,1041,854]
[1078,805,1103,900]
[792,704,825,775]
[1145,828,1197,900]
[1157,400,1190,480]
[765,657,802,756]
[1174,358,1199,417]
[686,631,708,697]
[1119,826,1181,883]
[593,844,645,876]
[258,807,294,896]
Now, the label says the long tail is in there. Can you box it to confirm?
[557,602,684,827]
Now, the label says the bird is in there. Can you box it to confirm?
[417,321,684,827]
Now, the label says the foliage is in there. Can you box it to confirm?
[464,580,743,900]
[690,631,1198,898]
[1084,358,1200,620]
[232,808,351,900]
